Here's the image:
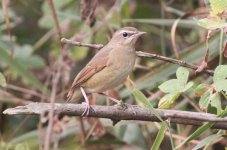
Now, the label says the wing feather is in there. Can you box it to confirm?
[72,57,108,87]
[67,46,112,100]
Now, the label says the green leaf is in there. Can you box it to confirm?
[121,34,222,98]
[210,0,227,17]
[176,107,227,149]
[158,79,180,93]
[150,122,167,150]
[132,88,174,150]
[213,65,227,94]
[176,122,214,149]
[192,134,222,150]
[158,67,192,93]
[210,93,222,114]
[0,72,6,87]
[197,18,227,30]
[15,143,29,150]
[194,84,210,97]
[0,48,47,93]
[213,65,227,82]
[176,67,189,85]
[182,81,194,92]
[214,80,227,93]
[158,92,180,109]
[132,88,163,122]
[199,91,211,110]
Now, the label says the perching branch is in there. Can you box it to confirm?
[61,38,214,75]
[3,103,227,130]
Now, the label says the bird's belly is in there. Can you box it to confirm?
[83,59,134,93]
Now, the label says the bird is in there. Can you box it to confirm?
[67,27,146,116]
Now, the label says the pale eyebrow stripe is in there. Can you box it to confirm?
[119,30,137,34]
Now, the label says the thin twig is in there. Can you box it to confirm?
[159,0,167,56]
[136,51,214,75]
[61,38,214,75]
[0,89,30,105]
[43,66,61,150]
[3,103,227,130]
[2,0,14,55]
[44,0,65,150]
[7,84,45,99]
[61,38,104,49]
[165,131,199,145]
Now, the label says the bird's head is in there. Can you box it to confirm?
[109,27,146,47]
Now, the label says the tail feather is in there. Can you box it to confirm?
[66,88,74,103]
[66,87,83,103]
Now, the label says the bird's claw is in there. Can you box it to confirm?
[116,100,128,111]
[81,102,90,117]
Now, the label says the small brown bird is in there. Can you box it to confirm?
[67,27,146,115]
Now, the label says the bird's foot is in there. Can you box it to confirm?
[81,102,90,117]
[115,100,128,111]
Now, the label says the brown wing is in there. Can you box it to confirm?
[72,57,108,87]
[67,46,112,100]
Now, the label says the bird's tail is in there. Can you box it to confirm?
[66,87,83,103]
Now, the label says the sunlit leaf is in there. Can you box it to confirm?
[197,18,227,30]
[210,93,222,114]
[176,67,189,85]
[210,0,227,17]
[199,91,211,110]
[158,92,180,109]
[158,79,180,93]
[182,81,194,92]
[213,65,227,94]
[194,84,210,97]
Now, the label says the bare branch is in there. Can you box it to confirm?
[61,38,104,49]
[61,38,214,75]
[3,103,227,130]
[136,51,214,75]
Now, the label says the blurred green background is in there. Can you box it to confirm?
[0,0,226,150]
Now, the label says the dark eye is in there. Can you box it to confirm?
[122,32,128,37]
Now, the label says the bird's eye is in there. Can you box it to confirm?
[122,32,128,37]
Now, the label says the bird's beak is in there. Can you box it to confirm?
[136,31,146,36]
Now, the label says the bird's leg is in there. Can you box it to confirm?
[98,92,128,111]
[98,92,121,104]
[80,87,90,116]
